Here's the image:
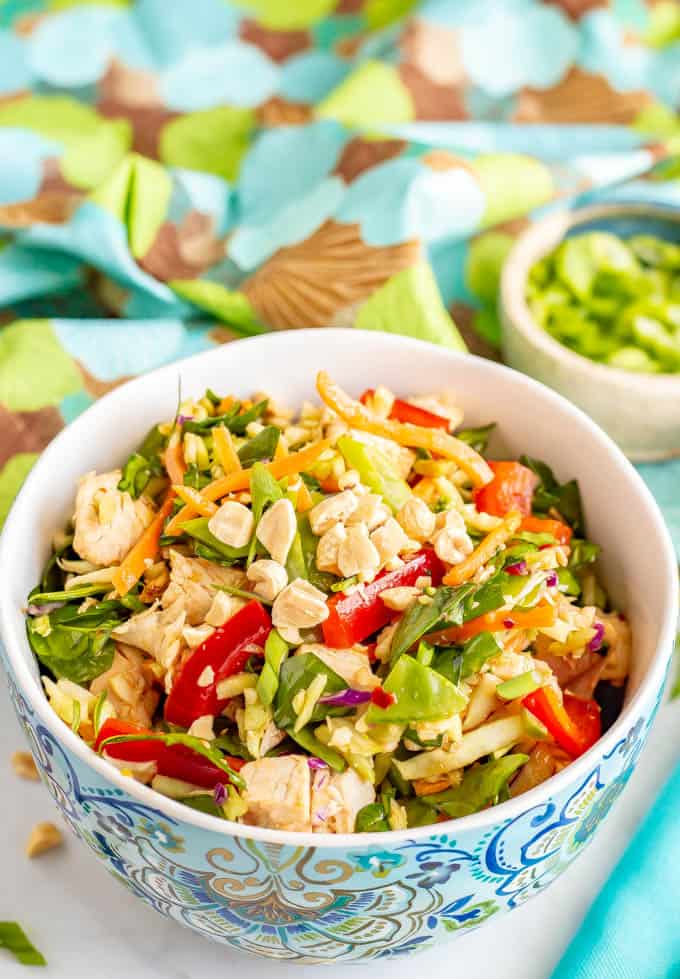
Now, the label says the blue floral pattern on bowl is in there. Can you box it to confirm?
[3,662,660,963]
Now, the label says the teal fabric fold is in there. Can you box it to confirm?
[552,763,680,979]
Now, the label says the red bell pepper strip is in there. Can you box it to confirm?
[520,515,573,547]
[370,686,396,709]
[523,687,601,758]
[473,461,539,517]
[165,600,271,728]
[360,389,450,430]
[95,719,245,789]
[322,548,444,648]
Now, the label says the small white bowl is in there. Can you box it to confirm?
[501,202,680,462]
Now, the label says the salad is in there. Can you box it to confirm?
[25,373,630,833]
[527,229,680,372]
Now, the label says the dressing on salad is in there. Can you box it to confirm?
[25,373,630,833]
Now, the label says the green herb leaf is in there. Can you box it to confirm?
[355,801,390,832]
[421,754,528,817]
[454,423,496,454]
[519,454,584,533]
[248,462,284,565]
[433,631,502,685]
[237,425,280,467]
[285,725,347,772]
[390,584,475,663]
[403,797,439,828]
[181,517,250,563]
[26,604,116,684]
[568,538,600,570]
[274,653,350,730]
[0,922,46,966]
[179,795,224,817]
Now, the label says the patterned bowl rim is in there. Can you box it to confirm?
[501,201,680,390]
[1,329,677,848]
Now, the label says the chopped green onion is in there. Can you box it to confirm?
[0,922,46,966]
[496,671,544,701]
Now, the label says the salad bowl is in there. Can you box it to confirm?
[0,329,676,963]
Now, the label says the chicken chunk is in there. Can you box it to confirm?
[161,550,247,624]
[311,768,375,833]
[297,643,379,691]
[73,470,155,566]
[112,597,186,681]
[90,643,159,728]
[241,756,311,832]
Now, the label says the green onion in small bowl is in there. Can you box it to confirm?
[501,202,680,461]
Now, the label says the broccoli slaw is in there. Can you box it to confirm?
[24,372,630,833]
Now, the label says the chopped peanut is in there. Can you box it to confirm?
[26,821,63,858]
[11,751,39,781]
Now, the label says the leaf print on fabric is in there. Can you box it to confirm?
[59,118,132,191]
[469,153,555,228]
[159,107,255,181]
[398,63,469,121]
[139,212,226,281]
[126,155,172,259]
[333,137,407,183]
[0,452,38,529]
[0,319,82,411]
[0,192,78,228]
[317,61,416,127]
[233,0,337,30]
[170,280,265,336]
[241,219,421,329]
[239,19,311,63]
[354,260,466,350]
[514,67,652,124]
[0,403,63,468]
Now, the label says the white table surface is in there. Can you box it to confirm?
[2,676,678,979]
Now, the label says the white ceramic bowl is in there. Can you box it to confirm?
[0,329,677,963]
[501,202,680,461]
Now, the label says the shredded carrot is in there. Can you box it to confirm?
[316,371,493,487]
[443,511,522,586]
[273,437,288,462]
[165,438,333,535]
[413,776,452,797]
[217,395,235,414]
[429,601,555,644]
[212,425,242,476]
[412,477,439,503]
[296,481,313,513]
[112,494,175,596]
[164,436,186,485]
[172,484,218,517]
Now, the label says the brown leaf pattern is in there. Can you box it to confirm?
[241,220,421,330]
[239,20,311,63]
[0,404,64,467]
[514,67,651,124]
[139,211,227,282]
[333,137,407,182]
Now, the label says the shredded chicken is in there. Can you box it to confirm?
[241,755,312,831]
[111,598,186,684]
[311,768,375,832]
[73,470,155,566]
[161,549,247,624]
[90,643,160,727]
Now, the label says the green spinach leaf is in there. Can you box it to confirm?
[390,584,475,663]
[238,426,280,467]
[274,653,350,729]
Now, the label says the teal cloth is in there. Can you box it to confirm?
[552,764,680,979]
